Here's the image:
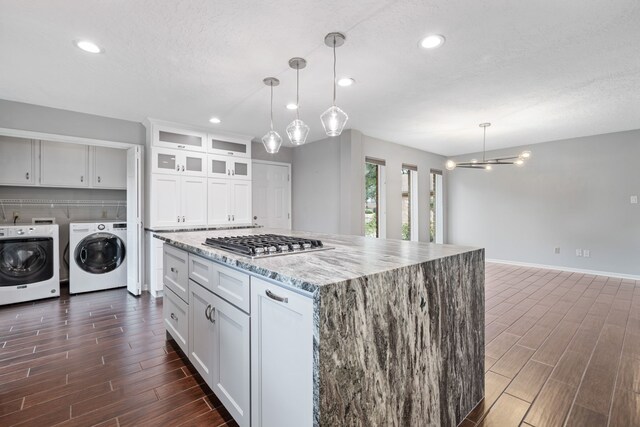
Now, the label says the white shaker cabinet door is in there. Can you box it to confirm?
[40,141,89,187]
[181,176,207,226]
[0,136,35,186]
[93,146,126,189]
[208,178,231,225]
[251,278,314,427]
[230,181,252,225]
[150,174,181,227]
[211,293,250,427]
[188,280,215,383]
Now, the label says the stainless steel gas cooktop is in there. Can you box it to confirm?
[203,234,334,258]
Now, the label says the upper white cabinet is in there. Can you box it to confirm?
[152,148,206,177]
[251,277,314,427]
[93,146,126,189]
[153,125,207,153]
[208,135,251,158]
[0,136,35,186]
[40,141,89,187]
[208,155,251,180]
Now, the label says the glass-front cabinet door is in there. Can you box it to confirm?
[153,125,207,153]
[208,154,231,179]
[153,149,206,177]
[230,159,251,180]
[208,135,251,158]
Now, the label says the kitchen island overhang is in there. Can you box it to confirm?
[156,228,484,427]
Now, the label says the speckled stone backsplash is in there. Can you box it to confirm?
[318,249,484,426]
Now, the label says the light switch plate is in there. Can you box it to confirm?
[631,195,638,204]
[583,249,590,258]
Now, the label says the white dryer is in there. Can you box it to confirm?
[0,224,60,305]
[69,222,127,294]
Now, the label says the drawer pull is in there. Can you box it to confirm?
[209,307,216,324]
[205,305,212,320]
[170,267,177,273]
[170,313,178,321]
[266,289,288,304]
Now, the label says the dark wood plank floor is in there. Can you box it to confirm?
[1,263,638,426]
[0,284,237,427]
[467,263,640,427]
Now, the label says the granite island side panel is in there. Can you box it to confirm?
[155,228,485,426]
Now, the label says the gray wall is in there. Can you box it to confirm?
[291,130,448,241]
[447,129,640,276]
[292,137,341,233]
[0,99,145,145]
[251,140,294,164]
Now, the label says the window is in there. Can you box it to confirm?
[401,164,418,241]
[365,158,386,238]
[430,169,443,243]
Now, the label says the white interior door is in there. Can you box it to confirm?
[127,146,143,296]
[252,162,290,229]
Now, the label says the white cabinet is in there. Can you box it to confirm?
[208,155,251,180]
[153,125,206,152]
[40,141,89,187]
[93,146,126,189]
[251,277,314,427]
[0,136,35,186]
[164,286,189,355]
[150,174,207,227]
[152,148,206,177]
[189,279,250,427]
[208,179,252,225]
[145,232,164,297]
[208,134,251,158]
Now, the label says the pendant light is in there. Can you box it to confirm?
[446,123,532,170]
[286,57,310,145]
[320,32,349,137]
[261,77,282,154]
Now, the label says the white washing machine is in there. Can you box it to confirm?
[0,224,60,305]
[69,222,127,294]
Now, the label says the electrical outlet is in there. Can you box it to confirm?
[554,247,560,254]
[101,210,108,219]
[576,249,582,257]
[631,195,638,204]
[583,249,590,258]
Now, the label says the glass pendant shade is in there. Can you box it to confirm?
[320,105,348,137]
[262,130,282,154]
[286,119,310,146]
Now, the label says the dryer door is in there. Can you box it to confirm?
[0,238,55,286]
[74,233,126,274]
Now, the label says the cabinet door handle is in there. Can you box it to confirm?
[227,152,234,156]
[170,267,177,273]
[170,313,178,321]
[227,215,231,221]
[26,172,30,180]
[177,145,185,149]
[205,305,212,320]
[266,289,288,304]
[209,307,216,324]
[80,176,84,182]
[232,215,235,221]
[181,165,185,172]
[232,170,235,176]
[176,165,180,171]
[227,170,230,175]
[97,176,101,183]
[177,216,180,223]
[182,216,185,222]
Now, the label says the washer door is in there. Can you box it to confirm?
[74,233,126,274]
[0,238,54,286]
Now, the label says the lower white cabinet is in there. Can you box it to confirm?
[189,279,250,427]
[164,287,189,354]
[251,277,314,427]
[151,174,207,227]
[208,178,252,225]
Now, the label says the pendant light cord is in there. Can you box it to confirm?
[332,37,337,106]
[483,125,486,162]
[296,67,300,120]
[270,84,274,131]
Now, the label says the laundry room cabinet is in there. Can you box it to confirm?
[92,146,127,189]
[40,141,89,187]
[0,136,35,186]
[150,174,207,227]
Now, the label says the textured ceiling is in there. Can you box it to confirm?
[1,0,639,155]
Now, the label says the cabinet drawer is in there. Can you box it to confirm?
[163,245,189,302]
[164,287,188,354]
[211,263,250,314]
[189,254,213,288]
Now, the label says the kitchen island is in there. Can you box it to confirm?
[155,228,484,427]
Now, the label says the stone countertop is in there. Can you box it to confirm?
[154,228,480,293]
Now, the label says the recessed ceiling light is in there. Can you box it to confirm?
[75,40,102,54]
[337,77,355,87]
[419,34,445,49]
[286,103,298,110]
[209,117,221,124]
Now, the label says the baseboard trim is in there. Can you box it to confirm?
[486,259,640,281]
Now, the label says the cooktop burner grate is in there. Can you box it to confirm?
[203,234,333,258]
